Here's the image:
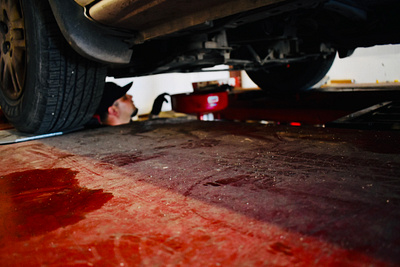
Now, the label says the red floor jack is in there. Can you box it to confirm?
[171,87,229,120]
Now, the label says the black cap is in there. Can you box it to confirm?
[96,82,133,116]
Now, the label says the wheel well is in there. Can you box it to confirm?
[47,0,133,64]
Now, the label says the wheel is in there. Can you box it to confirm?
[0,0,106,134]
[246,53,336,94]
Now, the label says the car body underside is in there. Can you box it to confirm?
[50,0,400,78]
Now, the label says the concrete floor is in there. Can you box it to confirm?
[1,118,400,266]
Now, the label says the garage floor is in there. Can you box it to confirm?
[1,116,400,266]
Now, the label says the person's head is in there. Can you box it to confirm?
[96,82,138,126]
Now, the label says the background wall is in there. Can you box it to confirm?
[108,44,400,115]
[242,44,400,88]
[326,44,400,83]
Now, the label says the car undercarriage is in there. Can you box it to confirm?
[1,0,400,133]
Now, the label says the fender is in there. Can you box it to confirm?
[48,0,133,64]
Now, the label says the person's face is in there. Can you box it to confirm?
[114,94,137,122]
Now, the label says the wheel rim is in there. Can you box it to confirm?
[0,0,26,101]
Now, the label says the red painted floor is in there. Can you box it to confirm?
[1,119,399,266]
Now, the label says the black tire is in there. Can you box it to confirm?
[246,53,336,94]
[0,0,106,134]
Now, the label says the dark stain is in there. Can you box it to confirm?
[204,182,221,187]
[181,139,220,149]
[0,168,113,243]
[99,152,161,167]
[177,128,201,139]
[154,145,176,150]
[268,242,293,256]
[204,175,252,187]
[253,176,280,190]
